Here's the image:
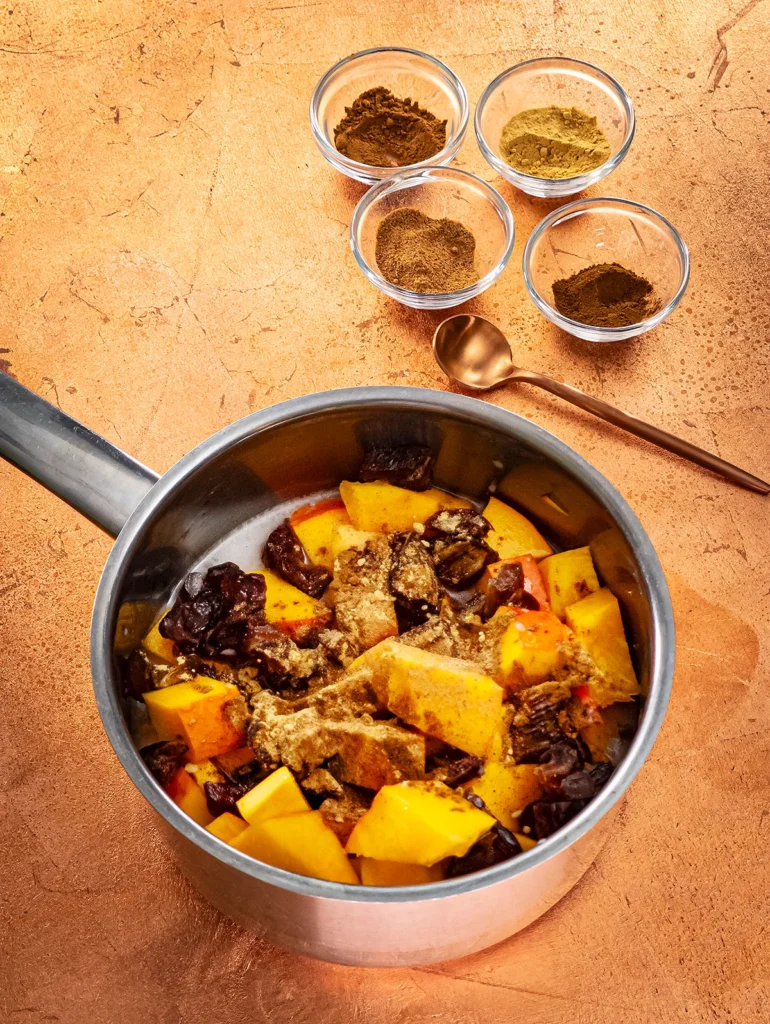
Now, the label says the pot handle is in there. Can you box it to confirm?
[0,372,159,538]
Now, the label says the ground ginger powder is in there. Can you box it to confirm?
[500,105,610,178]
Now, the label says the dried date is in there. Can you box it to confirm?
[423,508,497,587]
[447,825,522,877]
[141,740,189,787]
[359,444,434,491]
[263,522,331,597]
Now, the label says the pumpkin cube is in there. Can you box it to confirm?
[357,858,445,886]
[373,642,505,758]
[566,589,639,705]
[539,546,601,620]
[329,523,379,563]
[166,766,214,827]
[206,812,249,843]
[499,610,571,689]
[189,758,224,789]
[467,762,543,831]
[346,782,495,867]
[290,498,352,571]
[483,555,549,612]
[257,569,331,643]
[143,677,247,762]
[482,496,552,561]
[340,480,469,533]
[141,620,176,663]
[231,810,360,884]
[236,766,310,824]
[515,832,538,852]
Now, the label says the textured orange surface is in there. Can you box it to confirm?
[2,2,769,1021]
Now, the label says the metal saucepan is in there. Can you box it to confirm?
[0,375,674,966]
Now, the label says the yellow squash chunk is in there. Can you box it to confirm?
[329,522,379,562]
[340,480,469,533]
[468,763,543,831]
[236,766,310,824]
[143,677,247,762]
[346,782,495,867]
[166,767,214,827]
[566,588,639,705]
[255,569,330,643]
[206,812,249,843]
[377,642,505,758]
[358,858,445,887]
[581,701,638,764]
[290,498,352,571]
[482,496,552,561]
[539,546,601,620]
[231,810,359,884]
[515,832,538,852]
[141,620,177,663]
[189,759,224,789]
[499,610,571,689]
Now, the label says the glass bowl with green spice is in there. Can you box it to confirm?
[475,57,635,198]
[310,47,469,185]
[350,167,515,309]
[523,197,690,342]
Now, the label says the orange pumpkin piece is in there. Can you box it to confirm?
[166,767,214,827]
[290,497,352,571]
[499,610,571,689]
[206,812,249,843]
[143,677,247,762]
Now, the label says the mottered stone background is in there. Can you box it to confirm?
[1,1,768,1021]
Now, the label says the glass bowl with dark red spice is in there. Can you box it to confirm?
[351,166,515,310]
[310,47,469,184]
[523,197,690,342]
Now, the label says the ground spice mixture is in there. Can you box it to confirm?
[334,87,447,167]
[552,263,658,327]
[500,105,610,178]
[375,208,477,293]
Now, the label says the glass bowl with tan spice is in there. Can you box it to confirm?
[523,197,689,342]
[310,47,469,184]
[475,57,634,199]
[350,167,515,310]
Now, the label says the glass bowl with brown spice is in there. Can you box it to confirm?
[522,197,689,342]
[475,57,634,198]
[350,167,515,309]
[310,47,469,184]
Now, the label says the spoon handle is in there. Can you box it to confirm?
[515,369,770,494]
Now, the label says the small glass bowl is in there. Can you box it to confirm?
[350,166,515,310]
[310,47,469,185]
[523,197,689,342]
[475,57,635,198]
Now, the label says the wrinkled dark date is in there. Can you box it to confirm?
[423,509,497,587]
[359,444,434,491]
[390,532,441,625]
[447,825,522,877]
[428,752,483,788]
[160,562,267,661]
[141,740,189,787]
[518,799,588,839]
[483,561,540,617]
[121,649,155,700]
[203,779,251,817]
[263,522,331,598]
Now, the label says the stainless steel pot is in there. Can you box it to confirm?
[0,376,674,966]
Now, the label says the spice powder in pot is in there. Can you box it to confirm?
[334,87,447,167]
[375,208,477,293]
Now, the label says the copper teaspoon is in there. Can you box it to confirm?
[433,314,770,495]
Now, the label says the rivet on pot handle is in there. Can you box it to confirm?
[0,372,159,537]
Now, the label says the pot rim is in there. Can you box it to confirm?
[91,386,674,903]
